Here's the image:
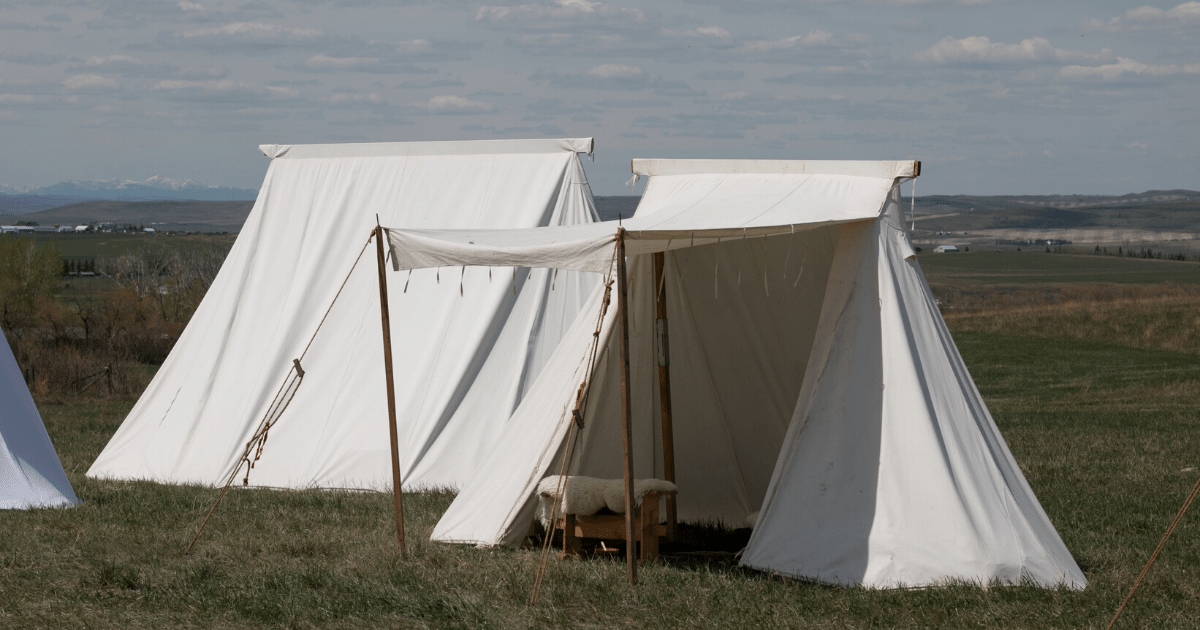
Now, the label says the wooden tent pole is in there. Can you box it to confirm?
[616,229,637,586]
[652,252,677,541]
[374,224,406,556]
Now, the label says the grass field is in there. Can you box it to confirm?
[919,250,1200,286]
[4,251,1200,628]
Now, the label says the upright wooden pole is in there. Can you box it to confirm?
[375,225,406,555]
[652,252,677,541]
[616,229,637,586]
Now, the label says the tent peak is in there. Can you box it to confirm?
[632,159,920,180]
[260,138,594,160]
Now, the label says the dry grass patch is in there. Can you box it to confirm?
[940,283,1200,355]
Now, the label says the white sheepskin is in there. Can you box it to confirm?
[536,475,677,527]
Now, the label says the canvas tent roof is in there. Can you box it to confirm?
[2,327,79,509]
[88,138,601,492]
[382,159,1086,589]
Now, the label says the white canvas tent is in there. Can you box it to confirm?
[1,328,79,509]
[382,159,1086,589]
[88,138,600,492]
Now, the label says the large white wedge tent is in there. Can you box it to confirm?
[88,138,600,491]
[382,159,1086,589]
[1,328,79,509]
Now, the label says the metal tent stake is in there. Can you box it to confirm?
[616,229,637,586]
[375,224,406,555]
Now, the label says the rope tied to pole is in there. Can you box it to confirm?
[185,231,375,555]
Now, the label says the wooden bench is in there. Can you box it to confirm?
[554,489,676,562]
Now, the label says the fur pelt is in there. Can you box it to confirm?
[535,475,677,528]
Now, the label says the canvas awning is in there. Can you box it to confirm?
[387,159,919,273]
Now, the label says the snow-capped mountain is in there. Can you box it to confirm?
[0,177,258,215]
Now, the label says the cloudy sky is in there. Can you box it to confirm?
[1,0,1197,195]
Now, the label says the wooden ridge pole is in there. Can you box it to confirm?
[616,229,637,586]
[375,224,406,556]
[652,252,677,541]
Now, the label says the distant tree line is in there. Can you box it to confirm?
[1090,245,1195,261]
[0,235,232,398]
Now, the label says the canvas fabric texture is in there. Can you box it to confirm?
[387,160,1085,589]
[1,327,79,509]
[87,139,600,492]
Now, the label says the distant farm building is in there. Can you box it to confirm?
[934,245,960,253]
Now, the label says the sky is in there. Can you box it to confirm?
[0,0,1197,196]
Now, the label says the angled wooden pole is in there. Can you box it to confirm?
[616,229,637,586]
[375,224,406,556]
[652,251,677,541]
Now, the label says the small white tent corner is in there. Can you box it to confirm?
[384,158,1086,590]
[1,328,79,509]
[87,138,600,493]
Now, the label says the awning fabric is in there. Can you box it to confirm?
[387,161,912,273]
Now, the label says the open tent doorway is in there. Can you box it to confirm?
[385,158,1086,589]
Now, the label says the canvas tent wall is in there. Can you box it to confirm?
[87,138,600,492]
[382,159,1086,589]
[2,328,79,509]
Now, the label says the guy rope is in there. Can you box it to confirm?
[529,238,620,606]
[185,231,376,555]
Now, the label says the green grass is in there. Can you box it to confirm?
[919,251,1200,286]
[4,333,1200,628]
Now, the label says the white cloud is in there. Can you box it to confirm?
[725,30,874,63]
[1059,57,1200,82]
[68,55,184,79]
[330,92,385,105]
[153,79,300,102]
[283,39,477,73]
[684,0,997,12]
[0,50,65,65]
[695,68,743,80]
[589,64,641,78]
[530,67,701,95]
[63,74,121,92]
[0,94,53,106]
[474,0,649,30]
[1081,2,1200,34]
[914,36,1113,66]
[411,94,495,114]
[0,19,60,32]
[161,22,328,51]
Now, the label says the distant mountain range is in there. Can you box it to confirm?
[0,177,258,215]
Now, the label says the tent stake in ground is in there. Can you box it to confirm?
[375,224,406,555]
[615,228,637,586]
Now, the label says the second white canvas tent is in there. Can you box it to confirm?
[88,138,600,492]
[2,327,79,509]
[383,158,1086,589]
